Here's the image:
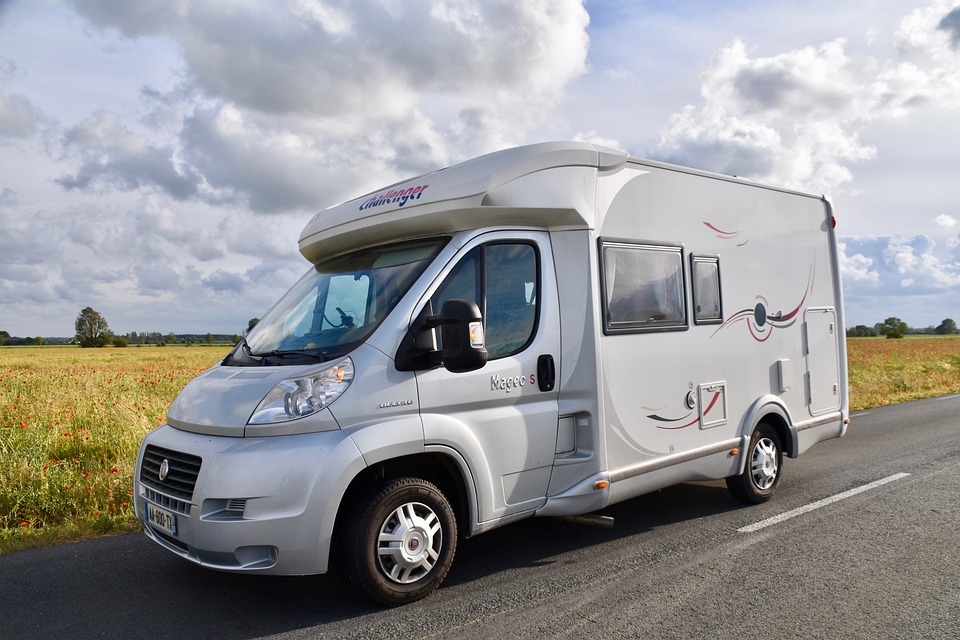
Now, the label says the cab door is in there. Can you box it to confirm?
[415,230,561,523]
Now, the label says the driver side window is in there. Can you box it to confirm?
[432,242,539,359]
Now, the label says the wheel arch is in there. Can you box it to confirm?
[332,451,473,555]
[740,395,797,463]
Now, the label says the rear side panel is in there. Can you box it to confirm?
[590,162,845,501]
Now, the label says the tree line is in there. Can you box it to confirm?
[0,307,247,347]
[846,317,958,339]
[2,308,957,347]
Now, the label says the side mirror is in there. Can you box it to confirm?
[431,299,487,373]
[394,299,487,373]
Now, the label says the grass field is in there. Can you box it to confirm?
[847,336,960,411]
[1,337,959,553]
[0,345,231,551]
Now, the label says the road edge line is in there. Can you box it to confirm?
[737,472,911,533]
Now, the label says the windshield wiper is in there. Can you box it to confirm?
[250,349,328,363]
[225,341,327,366]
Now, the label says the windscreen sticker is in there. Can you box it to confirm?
[359,184,429,211]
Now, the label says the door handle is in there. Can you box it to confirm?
[537,354,556,392]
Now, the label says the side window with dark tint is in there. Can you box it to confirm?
[601,241,686,333]
[484,244,538,358]
[432,247,481,313]
[691,255,722,324]
[431,242,539,359]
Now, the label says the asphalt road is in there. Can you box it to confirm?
[2,396,958,639]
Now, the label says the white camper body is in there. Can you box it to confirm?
[135,142,849,605]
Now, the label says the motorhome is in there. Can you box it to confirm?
[134,142,849,605]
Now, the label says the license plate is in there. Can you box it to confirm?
[146,503,177,537]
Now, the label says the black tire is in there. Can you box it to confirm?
[726,423,783,504]
[344,477,457,606]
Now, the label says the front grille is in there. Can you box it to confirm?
[140,445,202,510]
[142,486,191,515]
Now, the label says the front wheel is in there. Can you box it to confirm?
[726,423,783,504]
[344,477,457,606]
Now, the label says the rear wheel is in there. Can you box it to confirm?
[727,423,782,504]
[344,477,457,606]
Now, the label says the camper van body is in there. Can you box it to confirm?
[134,142,849,604]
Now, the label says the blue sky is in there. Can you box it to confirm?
[1,0,959,336]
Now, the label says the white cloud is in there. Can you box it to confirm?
[0,58,43,138]
[841,231,960,326]
[5,1,960,336]
[653,3,960,195]
[59,0,591,213]
[941,5,960,47]
[201,269,246,294]
[57,110,201,200]
[843,233,960,293]
[0,1,591,336]
[572,129,626,151]
[653,39,877,193]
[838,242,880,284]
[0,91,42,138]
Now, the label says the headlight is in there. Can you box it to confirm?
[248,357,354,424]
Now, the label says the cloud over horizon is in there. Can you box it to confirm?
[1,0,592,336]
[2,1,960,336]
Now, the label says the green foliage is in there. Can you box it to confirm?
[75,307,111,348]
[112,336,128,348]
[879,316,908,339]
[847,336,960,411]
[935,318,958,335]
[847,325,878,337]
[0,346,231,552]
[3,338,960,552]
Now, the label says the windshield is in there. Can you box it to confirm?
[228,238,447,366]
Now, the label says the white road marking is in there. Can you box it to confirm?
[737,472,911,533]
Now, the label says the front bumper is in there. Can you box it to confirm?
[134,424,364,575]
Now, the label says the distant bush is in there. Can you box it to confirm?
[847,325,878,338]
